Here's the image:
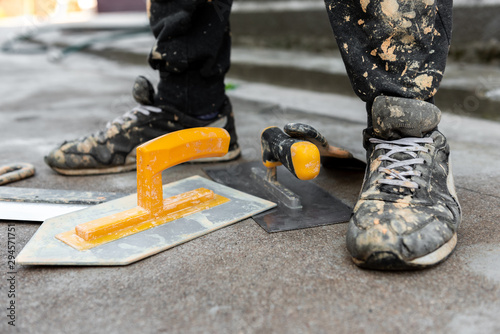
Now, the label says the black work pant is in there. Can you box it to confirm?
[147,0,452,118]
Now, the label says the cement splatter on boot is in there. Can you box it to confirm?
[325,0,452,103]
[347,96,461,270]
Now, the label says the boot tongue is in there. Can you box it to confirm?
[132,76,155,105]
[371,96,441,140]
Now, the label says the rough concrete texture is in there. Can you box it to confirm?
[1,27,500,334]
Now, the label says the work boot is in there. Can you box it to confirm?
[45,76,240,175]
[347,96,461,270]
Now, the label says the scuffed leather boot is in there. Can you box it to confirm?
[45,76,240,175]
[347,96,461,270]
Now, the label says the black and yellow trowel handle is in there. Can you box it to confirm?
[261,126,320,181]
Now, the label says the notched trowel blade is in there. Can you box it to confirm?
[204,162,353,233]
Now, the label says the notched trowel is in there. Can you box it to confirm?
[0,186,126,222]
[0,163,128,222]
[205,123,364,233]
[16,127,275,266]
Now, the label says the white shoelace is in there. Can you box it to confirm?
[106,105,163,129]
[370,137,434,189]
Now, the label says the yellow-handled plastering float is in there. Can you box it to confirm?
[16,127,275,266]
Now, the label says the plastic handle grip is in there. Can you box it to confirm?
[260,126,320,180]
[136,127,230,213]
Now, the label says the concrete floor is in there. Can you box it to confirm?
[1,30,500,333]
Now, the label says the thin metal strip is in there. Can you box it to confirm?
[0,202,88,222]
[0,186,125,205]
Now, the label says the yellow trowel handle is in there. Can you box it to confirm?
[136,127,230,213]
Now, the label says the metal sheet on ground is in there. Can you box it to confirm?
[16,176,276,266]
[204,162,352,233]
[0,187,126,222]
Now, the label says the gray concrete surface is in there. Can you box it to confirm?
[1,24,500,334]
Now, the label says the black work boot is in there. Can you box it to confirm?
[45,76,240,175]
[347,96,461,270]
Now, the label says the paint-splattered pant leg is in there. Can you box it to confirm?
[324,0,453,108]
[147,0,232,117]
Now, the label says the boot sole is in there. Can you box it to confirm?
[51,147,241,176]
[352,233,458,270]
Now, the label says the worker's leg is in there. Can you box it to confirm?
[324,0,461,269]
[148,0,232,117]
[325,0,452,117]
[45,0,238,175]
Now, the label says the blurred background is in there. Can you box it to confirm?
[0,0,146,19]
[0,0,499,120]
